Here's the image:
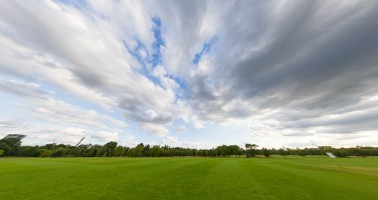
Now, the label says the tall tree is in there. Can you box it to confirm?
[0,137,22,156]
[245,143,259,157]
[114,146,125,157]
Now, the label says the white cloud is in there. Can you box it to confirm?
[140,123,169,137]
[176,126,186,133]
[1,0,378,147]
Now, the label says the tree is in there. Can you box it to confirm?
[278,148,288,157]
[0,142,11,156]
[216,145,228,157]
[228,145,242,157]
[104,141,118,157]
[134,143,144,157]
[18,146,41,157]
[143,144,151,157]
[51,148,65,157]
[95,146,107,157]
[245,143,259,157]
[262,148,270,157]
[105,141,118,149]
[150,145,161,157]
[0,137,22,156]
[39,149,53,157]
[114,146,125,157]
[333,149,350,157]
[0,149,4,157]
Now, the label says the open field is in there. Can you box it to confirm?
[0,156,377,200]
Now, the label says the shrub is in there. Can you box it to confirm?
[39,150,53,157]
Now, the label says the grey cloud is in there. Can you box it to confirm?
[182,1,378,136]
[0,1,176,135]
[0,119,32,129]
[227,1,378,107]
[1,0,378,140]
[0,77,50,100]
[129,111,173,124]
[0,77,126,132]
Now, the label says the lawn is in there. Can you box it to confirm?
[0,156,377,199]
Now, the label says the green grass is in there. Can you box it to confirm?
[1,156,377,199]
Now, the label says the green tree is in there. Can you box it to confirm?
[143,144,151,157]
[39,149,53,157]
[127,148,136,157]
[104,141,118,157]
[51,148,65,157]
[0,142,11,156]
[333,149,349,157]
[0,138,22,156]
[262,148,270,157]
[150,145,161,157]
[134,143,144,157]
[105,141,118,149]
[278,148,288,157]
[95,146,107,157]
[0,149,4,157]
[245,143,259,157]
[18,146,41,157]
[216,145,228,157]
[114,146,125,157]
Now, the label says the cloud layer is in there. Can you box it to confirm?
[1,0,378,147]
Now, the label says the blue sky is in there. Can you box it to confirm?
[1,0,378,148]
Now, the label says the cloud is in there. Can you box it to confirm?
[0,76,126,129]
[1,1,378,146]
[162,135,178,145]
[140,123,169,137]
[0,76,125,144]
[0,77,50,100]
[0,1,178,136]
[27,128,119,145]
[174,0,378,140]
[176,126,186,133]
[0,119,33,129]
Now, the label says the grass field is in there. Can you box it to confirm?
[0,156,377,200]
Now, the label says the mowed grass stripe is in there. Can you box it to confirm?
[0,158,217,199]
[241,157,378,200]
[0,157,377,200]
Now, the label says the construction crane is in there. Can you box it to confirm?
[75,137,85,147]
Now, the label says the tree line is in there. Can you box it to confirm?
[1,137,377,158]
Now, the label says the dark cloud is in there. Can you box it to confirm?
[226,1,378,104]
[187,1,378,131]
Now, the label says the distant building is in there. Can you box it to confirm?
[1,134,26,140]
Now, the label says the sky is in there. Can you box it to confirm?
[1,0,378,149]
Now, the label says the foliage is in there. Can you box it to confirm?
[262,148,270,157]
[0,137,22,156]
[245,143,259,157]
[18,146,41,157]
[1,138,378,158]
[114,146,125,157]
[39,150,53,157]
[278,148,288,157]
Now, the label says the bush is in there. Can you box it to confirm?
[262,148,270,157]
[39,150,53,157]
[18,146,41,157]
[0,150,4,157]
[333,149,350,157]
[51,148,65,157]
